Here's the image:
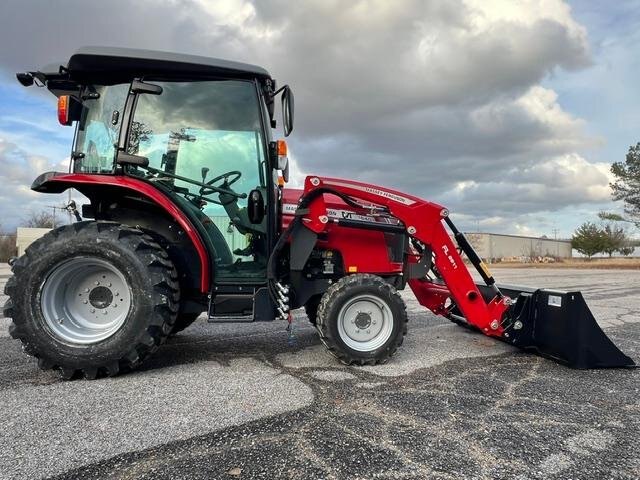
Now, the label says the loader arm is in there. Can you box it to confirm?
[297,176,509,336]
[292,176,635,368]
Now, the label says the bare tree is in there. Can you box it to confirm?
[0,226,16,262]
[23,210,56,229]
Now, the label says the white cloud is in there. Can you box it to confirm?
[0,0,618,234]
[444,153,611,216]
[0,137,71,230]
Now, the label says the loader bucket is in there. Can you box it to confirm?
[477,285,636,369]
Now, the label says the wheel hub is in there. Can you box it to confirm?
[40,257,132,344]
[354,312,372,329]
[337,294,394,352]
[88,286,113,309]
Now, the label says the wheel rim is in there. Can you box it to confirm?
[336,294,394,352]
[40,257,132,344]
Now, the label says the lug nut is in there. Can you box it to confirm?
[514,320,523,330]
[95,281,100,286]
[85,288,90,293]
[490,320,500,330]
[90,308,95,313]
[83,300,88,304]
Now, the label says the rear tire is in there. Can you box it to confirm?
[316,274,407,365]
[3,221,179,379]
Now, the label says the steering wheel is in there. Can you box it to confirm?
[199,170,243,200]
[207,170,242,188]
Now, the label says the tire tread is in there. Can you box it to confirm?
[3,221,179,380]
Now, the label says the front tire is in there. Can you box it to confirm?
[316,274,407,365]
[3,221,179,379]
[304,295,321,326]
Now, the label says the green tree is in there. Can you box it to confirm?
[617,244,635,256]
[571,222,606,259]
[601,223,626,257]
[598,211,635,256]
[610,143,640,225]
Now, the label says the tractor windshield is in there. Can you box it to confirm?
[129,80,267,214]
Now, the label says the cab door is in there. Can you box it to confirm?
[128,79,270,284]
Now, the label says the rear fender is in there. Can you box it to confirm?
[31,172,211,292]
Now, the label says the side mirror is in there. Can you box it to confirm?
[247,189,265,224]
[281,86,294,137]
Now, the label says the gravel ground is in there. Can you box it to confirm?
[0,266,638,479]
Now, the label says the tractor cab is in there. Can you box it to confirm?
[76,78,275,282]
[21,47,293,292]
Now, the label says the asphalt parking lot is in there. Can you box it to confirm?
[0,265,638,480]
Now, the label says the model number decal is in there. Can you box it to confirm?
[442,245,458,269]
[282,204,397,225]
[322,180,417,205]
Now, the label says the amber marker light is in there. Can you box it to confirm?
[57,95,71,125]
[277,139,287,157]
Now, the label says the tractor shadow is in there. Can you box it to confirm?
[138,317,322,373]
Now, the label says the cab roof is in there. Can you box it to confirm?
[20,46,272,89]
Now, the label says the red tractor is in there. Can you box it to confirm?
[6,47,634,379]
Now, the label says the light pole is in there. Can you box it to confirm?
[552,228,560,258]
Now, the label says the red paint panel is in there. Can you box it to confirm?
[321,226,402,274]
[281,187,401,274]
[39,173,210,292]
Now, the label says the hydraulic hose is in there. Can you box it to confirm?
[444,216,504,299]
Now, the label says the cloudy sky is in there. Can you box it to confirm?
[0,0,638,237]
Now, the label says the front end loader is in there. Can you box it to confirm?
[280,177,635,369]
[4,47,634,380]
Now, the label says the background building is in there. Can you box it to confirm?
[16,228,51,256]
[465,232,572,262]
